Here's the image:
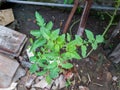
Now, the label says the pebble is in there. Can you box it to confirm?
[112,76,118,81]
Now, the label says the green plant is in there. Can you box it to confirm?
[64,0,73,4]
[29,12,104,83]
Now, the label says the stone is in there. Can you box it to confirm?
[0,53,19,88]
[25,74,36,88]
[32,78,49,89]
[0,9,14,26]
[52,75,66,90]
[112,76,118,82]
[19,56,32,68]
[13,66,26,82]
[106,71,112,82]
[17,85,27,90]
[81,76,88,84]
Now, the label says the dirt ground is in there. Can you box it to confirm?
[1,3,120,90]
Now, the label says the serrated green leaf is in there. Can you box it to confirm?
[30,64,38,73]
[55,44,60,52]
[35,12,45,26]
[81,45,87,58]
[61,52,71,60]
[46,21,53,30]
[92,41,98,50]
[43,52,59,60]
[72,51,81,59]
[30,30,41,37]
[38,61,46,68]
[36,70,47,76]
[50,68,59,79]
[75,35,83,46]
[56,34,65,48]
[30,38,46,51]
[51,29,60,40]
[67,33,71,42]
[30,56,37,63]
[85,29,95,42]
[66,43,76,52]
[96,35,104,43]
[61,63,73,69]
[46,41,54,50]
[46,75,52,84]
[40,27,50,40]
[47,62,57,69]
[29,38,33,44]
[61,51,80,60]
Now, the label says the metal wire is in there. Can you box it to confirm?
[7,0,120,10]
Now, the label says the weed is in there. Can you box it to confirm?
[29,12,104,83]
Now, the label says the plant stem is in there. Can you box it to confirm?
[86,48,93,57]
[102,3,119,37]
[87,1,120,57]
[69,19,80,35]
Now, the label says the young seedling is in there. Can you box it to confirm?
[29,11,104,83]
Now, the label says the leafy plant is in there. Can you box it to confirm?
[29,11,104,83]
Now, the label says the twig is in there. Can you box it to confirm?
[77,72,81,81]
[87,73,91,82]
[92,82,103,87]
[102,2,120,37]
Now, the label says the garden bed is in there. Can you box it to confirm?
[0,2,120,90]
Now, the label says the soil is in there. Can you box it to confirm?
[1,2,120,90]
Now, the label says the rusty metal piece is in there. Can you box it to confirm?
[63,0,79,33]
[77,0,93,36]
[0,25,27,57]
[0,53,19,88]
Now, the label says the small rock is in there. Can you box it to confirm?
[106,71,112,81]
[25,74,36,88]
[17,85,27,90]
[52,75,66,90]
[112,76,118,81]
[19,59,32,68]
[35,76,44,83]
[76,64,79,67]
[32,78,51,89]
[81,76,88,84]
[79,86,89,90]
[13,66,26,82]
